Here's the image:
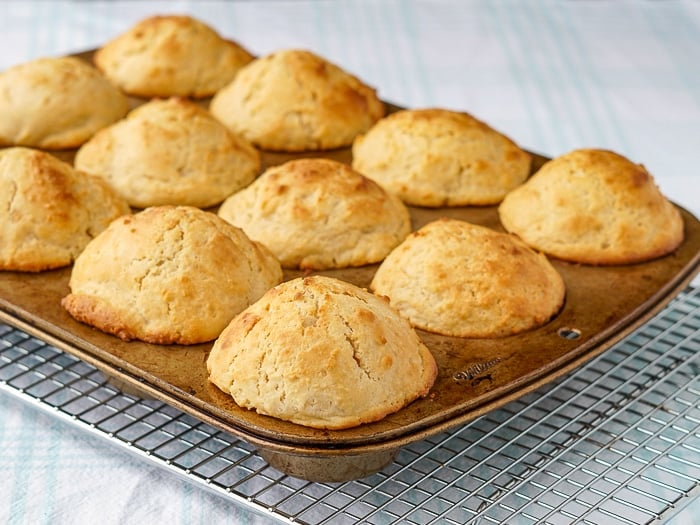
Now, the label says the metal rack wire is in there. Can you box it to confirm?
[1,287,699,524]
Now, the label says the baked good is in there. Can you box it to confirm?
[0,147,130,272]
[0,56,129,149]
[74,97,260,208]
[217,158,411,269]
[370,218,566,337]
[93,15,253,98]
[207,275,438,429]
[498,148,685,265]
[209,49,385,151]
[61,206,283,345]
[351,108,531,206]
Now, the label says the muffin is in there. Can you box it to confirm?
[74,97,260,208]
[94,15,254,98]
[370,218,566,337]
[209,49,385,151]
[0,56,129,149]
[352,108,531,206]
[0,147,130,272]
[61,206,283,345]
[217,158,411,269]
[207,275,438,430]
[498,148,685,265]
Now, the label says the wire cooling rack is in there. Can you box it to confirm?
[1,287,699,524]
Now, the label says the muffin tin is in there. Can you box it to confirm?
[0,51,698,482]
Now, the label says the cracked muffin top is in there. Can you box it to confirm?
[206,275,438,429]
[74,97,260,209]
[61,205,283,345]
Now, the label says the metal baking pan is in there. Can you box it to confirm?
[1,51,698,482]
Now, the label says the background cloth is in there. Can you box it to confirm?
[1,1,698,524]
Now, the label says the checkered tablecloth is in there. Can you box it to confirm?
[1,2,698,524]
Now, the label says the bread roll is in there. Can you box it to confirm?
[207,275,438,429]
[62,206,283,344]
[217,158,410,269]
[371,218,566,337]
[94,15,253,98]
[210,49,385,151]
[0,147,130,272]
[0,56,129,149]
[352,108,531,206]
[498,148,684,265]
[75,97,260,208]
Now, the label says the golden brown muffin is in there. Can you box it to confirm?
[209,49,385,151]
[0,147,130,272]
[74,97,260,208]
[217,158,411,269]
[498,148,685,265]
[0,56,129,149]
[94,15,254,98]
[370,218,566,337]
[207,275,438,430]
[352,108,531,207]
[61,206,283,345]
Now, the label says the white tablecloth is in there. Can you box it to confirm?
[1,2,698,524]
